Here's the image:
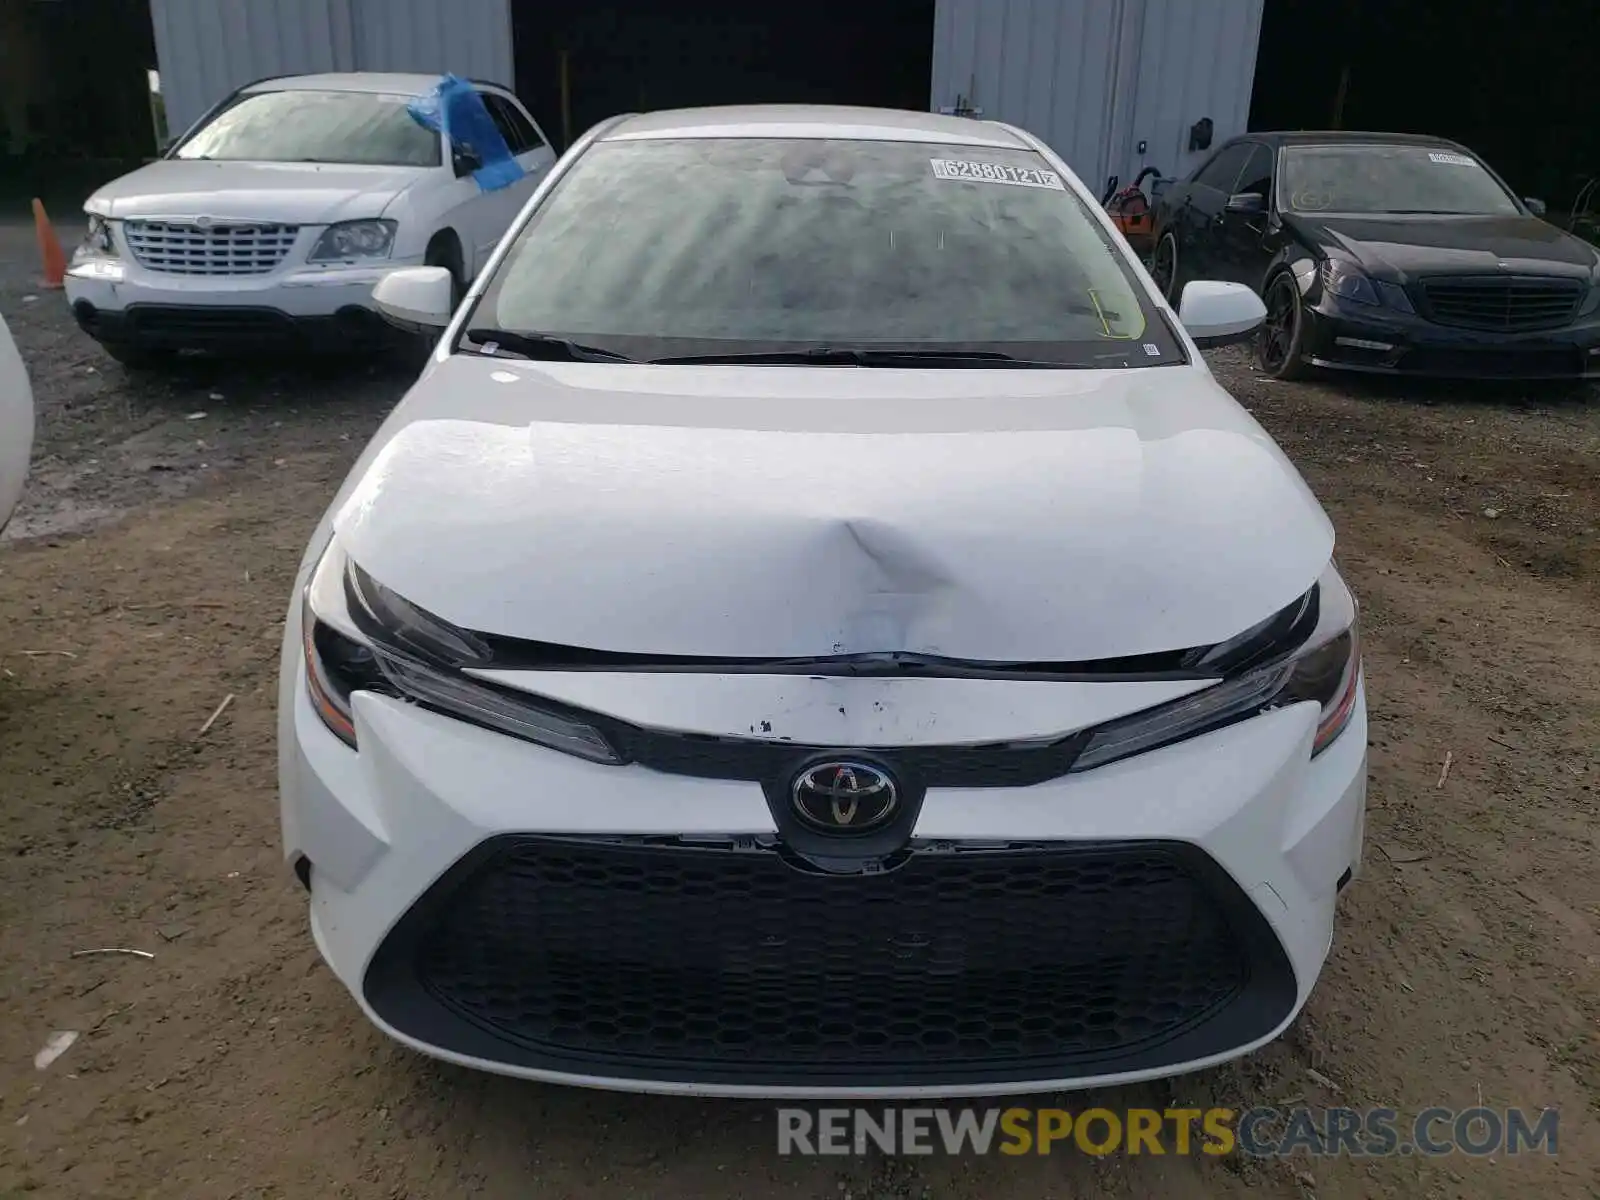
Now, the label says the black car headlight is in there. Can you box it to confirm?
[1321,260,1413,313]
[300,541,620,762]
[1070,565,1361,773]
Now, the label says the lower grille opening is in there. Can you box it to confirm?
[365,836,1297,1088]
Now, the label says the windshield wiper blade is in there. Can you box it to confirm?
[652,347,1064,367]
[463,328,636,363]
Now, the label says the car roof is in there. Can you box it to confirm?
[1246,130,1475,151]
[241,72,484,97]
[602,105,1031,148]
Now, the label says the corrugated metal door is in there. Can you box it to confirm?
[350,0,513,88]
[1117,0,1264,186]
[151,0,513,135]
[930,0,1138,188]
[150,0,354,138]
[930,0,1264,191]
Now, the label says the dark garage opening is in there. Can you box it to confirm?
[1250,0,1600,220]
[511,0,935,152]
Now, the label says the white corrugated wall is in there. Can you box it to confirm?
[931,0,1264,189]
[1122,0,1265,183]
[150,0,513,135]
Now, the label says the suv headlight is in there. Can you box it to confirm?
[1069,565,1361,772]
[73,213,117,260]
[300,540,620,762]
[308,219,397,263]
[1579,279,1600,318]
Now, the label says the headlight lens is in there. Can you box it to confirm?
[1320,259,1380,306]
[308,219,396,262]
[300,542,620,762]
[74,213,117,259]
[1070,565,1361,773]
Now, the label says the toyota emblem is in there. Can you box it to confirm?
[790,762,898,833]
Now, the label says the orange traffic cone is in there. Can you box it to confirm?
[32,198,66,289]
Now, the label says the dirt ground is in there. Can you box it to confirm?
[1,218,1598,1199]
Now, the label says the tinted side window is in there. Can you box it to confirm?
[1236,144,1274,199]
[500,96,546,153]
[1193,143,1252,192]
[478,93,524,153]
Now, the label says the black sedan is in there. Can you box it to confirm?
[1148,131,1600,381]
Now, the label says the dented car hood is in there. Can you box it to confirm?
[331,356,1335,662]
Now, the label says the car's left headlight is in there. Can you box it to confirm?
[300,539,621,762]
[308,219,397,263]
[1069,565,1361,773]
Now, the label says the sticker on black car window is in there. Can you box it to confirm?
[1427,152,1477,167]
[930,158,1066,190]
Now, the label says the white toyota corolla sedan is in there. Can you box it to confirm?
[279,105,1367,1098]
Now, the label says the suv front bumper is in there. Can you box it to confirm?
[65,258,422,352]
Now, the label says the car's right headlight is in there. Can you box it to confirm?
[1069,565,1361,773]
[72,213,118,261]
[300,539,620,762]
[1578,279,1600,318]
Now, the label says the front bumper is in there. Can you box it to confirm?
[280,640,1369,1098]
[1300,294,1600,379]
[64,258,419,352]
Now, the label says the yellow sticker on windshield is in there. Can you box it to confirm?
[930,158,1065,190]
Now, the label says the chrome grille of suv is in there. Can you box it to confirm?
[123,221,299,276]
[1420,275,1583,331]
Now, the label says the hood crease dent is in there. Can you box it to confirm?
[331,358,1336,662]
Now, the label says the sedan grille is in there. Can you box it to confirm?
[1420,275,1582,331]
[363,835,1297,1088]
[123,220,299,276]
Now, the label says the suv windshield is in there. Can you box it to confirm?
[176,89,440,167]
[467,137,1181,367]
[1281,144,1520,216]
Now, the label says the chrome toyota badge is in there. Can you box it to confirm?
[790,762,898,833]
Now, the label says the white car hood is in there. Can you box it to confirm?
[331,357,1335,662]
[88,159,423,225]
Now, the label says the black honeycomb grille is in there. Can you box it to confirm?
[365,836,1297,1087]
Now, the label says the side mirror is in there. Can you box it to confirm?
[1524,197,1548,217]
[1178,280,1267,349]
[1225,192,1267,215]
[372,266,456,332]
[452,144,483,178]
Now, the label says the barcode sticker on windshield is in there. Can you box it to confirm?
[1428,152,1477,166]
[930,158,1066,189]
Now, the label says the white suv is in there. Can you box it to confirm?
[64,72,553,366]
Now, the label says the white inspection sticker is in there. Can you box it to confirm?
[1428,151,1477,166]
[931,158,1066,189]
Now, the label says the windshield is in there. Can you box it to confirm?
[1281,144,1520,216]
[176,89,441,167]
[466,137,1181,367]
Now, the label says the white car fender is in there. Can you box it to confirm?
[0,314,34,534]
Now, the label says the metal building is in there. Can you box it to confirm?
[150,0,1263,186]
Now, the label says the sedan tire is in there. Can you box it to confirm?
[1150,231,1180,302]
[1257,272,1309,381]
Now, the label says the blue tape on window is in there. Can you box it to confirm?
[407,74,525,193]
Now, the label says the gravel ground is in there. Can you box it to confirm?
[1,219,1598,1199]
